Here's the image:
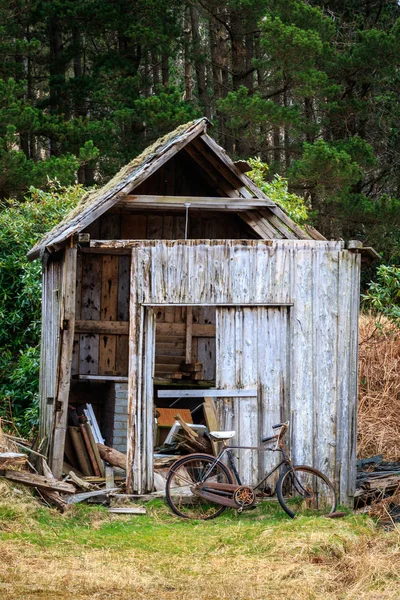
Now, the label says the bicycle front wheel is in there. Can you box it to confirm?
[277,465,336,518]
[165,453,234,520]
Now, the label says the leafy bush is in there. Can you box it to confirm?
[0,184,84,435]
[247,157,309,224]
[363,265,400,327]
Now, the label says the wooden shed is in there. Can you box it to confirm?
[28,118,375,504]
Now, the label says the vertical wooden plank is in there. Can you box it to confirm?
[259,307,289,488]
[101,255,119,321]
[120,214,147,239]
[289,247,314,469]
[336,251,352,504]
[313,250,339,482]
[143,308,156,490]
[163,216,173,240]
[99,255,119,374]
[51,246,77,479]
[348,253,361,503]
[80,255,101,374]
[147,215,164,240]
[99,213,121,239]
[185,307,193,363]
[117,256,130,321]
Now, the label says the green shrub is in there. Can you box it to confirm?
[0,184,84,435]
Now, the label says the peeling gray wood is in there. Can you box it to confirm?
[51,247,77,478]
[127,239,357,503]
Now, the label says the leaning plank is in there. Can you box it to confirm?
[108,507,147,514]
[68,426,93,476]
[65,488,120,505]
[203,397,219,456]
[97,443,127,470]
[80,423,101,476]
[68,471,94,491]
[84,422,105,477]
[0,469,75,493]
[51,246,77,479]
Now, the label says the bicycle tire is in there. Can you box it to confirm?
[277,465,337,519]
[165,453,234,520]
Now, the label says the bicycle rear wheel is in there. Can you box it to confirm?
[165,454,234,520]
[277,465,336,518]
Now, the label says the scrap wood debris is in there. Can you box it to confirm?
[356,455,400,526]
[0,418,149,515]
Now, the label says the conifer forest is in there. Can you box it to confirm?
[1,0,400,430]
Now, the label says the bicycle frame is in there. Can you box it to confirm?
[200,431,292,491]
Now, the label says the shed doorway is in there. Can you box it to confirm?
[152,305,217,452]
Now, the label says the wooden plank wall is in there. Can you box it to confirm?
[39,258,63,443]
[130,240,361,503]
[72,252,130,376]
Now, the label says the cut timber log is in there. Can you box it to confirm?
[0,469,76,494]
[97,443,127,470]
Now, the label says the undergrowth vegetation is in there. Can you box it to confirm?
[0,185,84,434]
[358,314,400,460]
[0,480,399,600]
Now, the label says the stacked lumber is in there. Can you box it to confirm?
[355,455,400,506]
[173,414,212,453]
[172,362,204,381]
[65,407,105,477]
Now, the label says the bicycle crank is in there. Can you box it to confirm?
[191,482,257,510]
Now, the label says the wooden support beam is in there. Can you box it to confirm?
[51,246,77,479]
[157,322,215,337]
[75,320,129,334]
[116,195,274,211]
[185,307,193,363]
[158,388,257,398]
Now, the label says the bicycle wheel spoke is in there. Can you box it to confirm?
[277,466,336,518]
[166,456,233,520]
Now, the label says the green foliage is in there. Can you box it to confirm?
[0,184,84,434]
[363,265,400,327]
[247,158,309,224]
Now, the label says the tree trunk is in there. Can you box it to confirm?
[190,5,210,119]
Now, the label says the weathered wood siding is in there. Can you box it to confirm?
[39,258,63,445]
[129,240,360,503]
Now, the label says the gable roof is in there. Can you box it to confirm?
[28,118,324,260]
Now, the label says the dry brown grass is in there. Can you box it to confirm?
[358,314,400,460]
[1,511,400,600]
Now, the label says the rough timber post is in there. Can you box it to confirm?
[51,244,77,478]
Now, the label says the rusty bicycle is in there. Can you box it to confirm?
[165,421,337,520]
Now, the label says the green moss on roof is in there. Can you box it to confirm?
[29,119,202,256]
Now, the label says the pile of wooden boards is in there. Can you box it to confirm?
[65,405,105,477]
[172,414,212,454]
[172,361,204,380]
[355,455,400,506]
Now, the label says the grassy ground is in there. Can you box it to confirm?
[1,482,400,600]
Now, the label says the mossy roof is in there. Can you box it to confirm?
[28,118,208,259]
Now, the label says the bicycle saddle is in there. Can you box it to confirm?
[209,431,236,440]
